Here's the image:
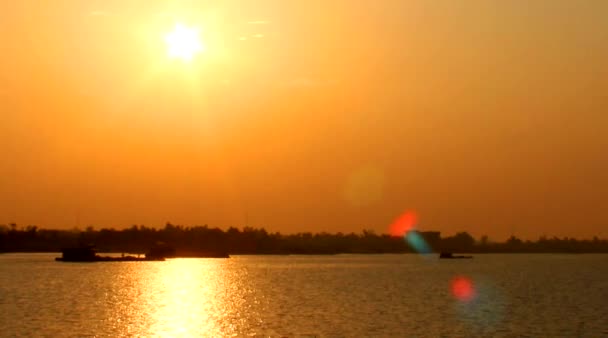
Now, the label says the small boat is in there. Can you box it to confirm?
[55,246,165,262]
[439,252,473,259]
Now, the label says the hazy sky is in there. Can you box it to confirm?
[1,1,607,239]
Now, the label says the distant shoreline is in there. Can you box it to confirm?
[2,224,607,255]
[2,251,608,255]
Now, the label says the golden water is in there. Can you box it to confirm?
[1,254,607,337]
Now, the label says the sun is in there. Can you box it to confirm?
[164,23,205,62]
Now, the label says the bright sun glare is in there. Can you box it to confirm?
[164,23,204,62]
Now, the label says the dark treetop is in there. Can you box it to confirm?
[1,223,607,254]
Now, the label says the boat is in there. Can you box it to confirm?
[55,246,165,262]
[439,252,473,259]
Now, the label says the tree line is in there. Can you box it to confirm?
[1,223,607,254]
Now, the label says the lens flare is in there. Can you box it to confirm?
[452,278,505,329]
[344,166,386,206]
[405,231,432,254]
[451,276,476,302]
[389,211,417,237]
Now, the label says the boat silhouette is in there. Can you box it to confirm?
[439,252,473,259]
[55,244,229,261]
[55,246,164,262]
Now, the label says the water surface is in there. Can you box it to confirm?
[1,254,607,337]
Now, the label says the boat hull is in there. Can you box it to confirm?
[55,255,165,262]
[439,252,473,259]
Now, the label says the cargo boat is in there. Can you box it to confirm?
[55,246,164,262]
[439,252,473,259]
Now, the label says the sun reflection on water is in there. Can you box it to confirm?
[142,259,229,337]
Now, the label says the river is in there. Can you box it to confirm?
[1,253,606,337]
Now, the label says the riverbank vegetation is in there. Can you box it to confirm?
[1,223,607,254]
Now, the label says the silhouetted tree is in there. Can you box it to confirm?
[1,224,607,254]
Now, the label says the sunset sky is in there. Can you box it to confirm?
[1,1,607,239]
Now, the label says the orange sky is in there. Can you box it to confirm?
[1,1,607,239]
